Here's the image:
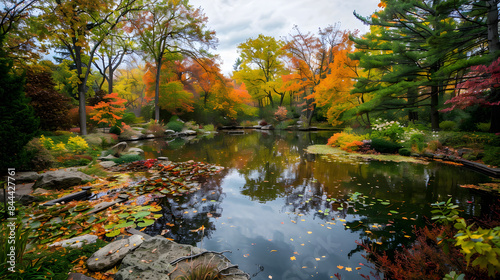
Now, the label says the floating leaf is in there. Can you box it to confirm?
[133,211,151,219]
[390,210,399,214]
[137,219,155,227]
[106,229,121,237]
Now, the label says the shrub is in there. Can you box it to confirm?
[328,132,366,152]
[122,112,138,124]
[184,121,199,131]
[427,140,442,152]
[409,132,426,152]
[24,138,55,171]
[370,138,402,153]
[399,147,412,156]
[111,154,143,164]
[439,120,457,131]
[274,106,288,122]
[109,125,121,135]
[39,135,54,149]
[146,121,166,137]
[483,146,500,167]
[57,155,92,167]
[259,120,268,126]
[66,136,89,154]
[371,119,404,142]
[203,124,216,132]
[476,122,491,132]
[167,120,184,132]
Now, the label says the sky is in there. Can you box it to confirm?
[189,0,381,75]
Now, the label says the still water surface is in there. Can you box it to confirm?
[130,130,492,279]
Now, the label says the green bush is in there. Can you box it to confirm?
[111,154,143,164]
[109,125,121,135]
[483,146,500,167]
[122,112,137,124]
[398,147,412,156]
[476,122,491,132]
[439,120,457,131]
[167,120,184,132]
[370,138,402,154]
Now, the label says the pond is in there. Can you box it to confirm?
[129,130,492,280]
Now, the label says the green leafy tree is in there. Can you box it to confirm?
[126,0,217,121]
[42,0,141,135]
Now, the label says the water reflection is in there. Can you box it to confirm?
[131,130,491,280]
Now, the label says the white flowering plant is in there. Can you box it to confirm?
[370,118,405,143]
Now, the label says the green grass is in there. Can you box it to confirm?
[22,239,108,280]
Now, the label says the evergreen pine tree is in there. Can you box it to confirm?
[0,35,39,173]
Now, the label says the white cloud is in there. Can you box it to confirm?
[190,0,380,75]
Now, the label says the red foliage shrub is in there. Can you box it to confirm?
[358,224,495,280]
[25,66,72,131]
[259,120,268,126]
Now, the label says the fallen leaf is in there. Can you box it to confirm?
[290,256,296,261]
[345,267,352,272]
[337,265,344,269]
[307,231,312,234]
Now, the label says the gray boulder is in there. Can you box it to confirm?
[98,154,117,161]
[14,172,41,183]
[66,273,97,280]
[164,129,176,135]
[99,161,117,169]
[87,235,145,272]
[182,129,197,136]
[110,142,128,157]
[50,234,98,249]
[123,147,144,157]
[33,170,94,190]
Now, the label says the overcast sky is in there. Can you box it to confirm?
[189,0,381,75]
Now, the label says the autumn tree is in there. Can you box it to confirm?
[283,24,344,126]
[442,57,500,131]
[183,56,226,107]
[114,61,148,111]
[93,30,134,94]
[233,34,286,107]
[25,64,72,130]
[0,0,42,62]
[90,92,127,128]
[126,0,217,121]
[143,56,194,116]
[314,31,361,126]
[42,0,140,135]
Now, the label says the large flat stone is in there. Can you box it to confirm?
[87,234,145,272]
[33,170,94,190]
[49,234,98,249]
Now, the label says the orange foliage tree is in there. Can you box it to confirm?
[315,31,360,126]
[143,59,194,115]
[283,24,346,126]
[90,92,127,128]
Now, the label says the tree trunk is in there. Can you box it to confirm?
[78,83,87,135]
[430,85,440,131]
[108,53,113,95]
[154,58,162,121]
[407,87,418,123]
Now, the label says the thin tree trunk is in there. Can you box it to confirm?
[430,85,440,131]
[154,58,162,121]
